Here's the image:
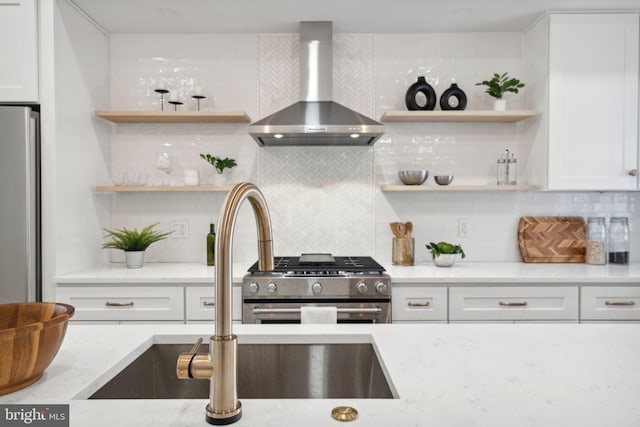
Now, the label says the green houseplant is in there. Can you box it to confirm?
[475,72,525,111]
[200,153,238,185]
[426,241,466,267]
[102,223,173,268]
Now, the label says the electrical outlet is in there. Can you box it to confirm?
[458,218,469,238]
[171,220,189,239]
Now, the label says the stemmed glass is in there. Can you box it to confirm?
[155,144,173,185]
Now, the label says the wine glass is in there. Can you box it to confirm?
[155,144,173,185]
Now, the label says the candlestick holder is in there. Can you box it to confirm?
[168,101,183,111]
[192,95,206,111]
[154,89,169,111]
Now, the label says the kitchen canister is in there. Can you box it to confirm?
[608,217,630,264]
[586,217,606,265]
[405,77,436,111]
[439,83,467,110]
[392,237,415,266]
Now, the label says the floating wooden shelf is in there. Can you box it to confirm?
[95,110,251,124]
[380,184,541,192]
[95,185,234,192]
[379,110,538,123]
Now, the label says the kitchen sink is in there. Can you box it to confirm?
[89,342,395,399]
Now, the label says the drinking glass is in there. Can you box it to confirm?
[155,144,173,185]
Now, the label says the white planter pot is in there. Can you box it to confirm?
[125,251,145,269]
[432,253,457,268]
[493,99,507,111]
[212,173,227,186]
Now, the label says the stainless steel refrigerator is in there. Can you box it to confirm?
[0,105,40,303]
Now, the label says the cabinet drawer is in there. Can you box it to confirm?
[581,286,640,320]
[392,286,447,321]
[185,286,242,321]
[449,286,578,321]
[56,286,184,321]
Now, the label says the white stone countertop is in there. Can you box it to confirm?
[54,262,640,284]
[1,323,639,426]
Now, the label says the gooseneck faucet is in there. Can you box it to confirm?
[177,182,274,425]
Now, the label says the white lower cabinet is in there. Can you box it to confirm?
[56,285,184,322]
[581,286,640,321]
[392,286,447,322]
[449,286,579,322]
[185,285,242,322]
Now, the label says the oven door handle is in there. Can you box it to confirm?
[251,307,382,314]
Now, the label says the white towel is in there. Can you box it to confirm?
[300,306,337,324]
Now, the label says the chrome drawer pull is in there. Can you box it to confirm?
[202,301,216,307]
[408,301,430,307]
[499,301,528,307]
[105,301,134,307]
[605,301,636,306]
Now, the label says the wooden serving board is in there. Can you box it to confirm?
[518,216,586,263]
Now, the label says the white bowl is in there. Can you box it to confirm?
[398,170,428,185]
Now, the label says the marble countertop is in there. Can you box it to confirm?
[1,323,639,426]
[54,262,640,284]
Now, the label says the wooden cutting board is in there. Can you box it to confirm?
[518,216,586,263]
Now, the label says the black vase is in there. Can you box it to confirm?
[405,76,436,111]
[439,83,467,110]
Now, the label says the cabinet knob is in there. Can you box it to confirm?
[628,169,638,177]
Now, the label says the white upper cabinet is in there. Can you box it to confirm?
[0,0,38,102]
[524,14,639,190]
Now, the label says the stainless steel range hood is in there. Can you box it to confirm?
[249,22,385,146]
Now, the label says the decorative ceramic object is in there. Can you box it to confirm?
[405,76,436,111]
[439,83,467,110]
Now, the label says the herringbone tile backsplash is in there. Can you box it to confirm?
[258,35,375,255]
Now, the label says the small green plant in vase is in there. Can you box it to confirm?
[102,222,173,268]
[426,241,465,267]
[200,153,237,185]
[475,72,525,111]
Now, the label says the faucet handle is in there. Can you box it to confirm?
[177,337,212,379]
[189,337,204,354]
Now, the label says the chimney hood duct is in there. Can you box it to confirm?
[248,22,385,146]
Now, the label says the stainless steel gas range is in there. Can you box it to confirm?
[242,254,391,324]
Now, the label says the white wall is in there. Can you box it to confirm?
[100,31,638,265]
[52,0,110,275]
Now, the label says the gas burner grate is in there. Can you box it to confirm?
[247,256,386,275]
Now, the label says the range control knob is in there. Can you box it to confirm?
[248,282,260,294]
[267,282,278,294]
[356,281,368,294]
[311,282,323,295]
[375,281,388,294]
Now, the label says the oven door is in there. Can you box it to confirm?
[243,301,390,324]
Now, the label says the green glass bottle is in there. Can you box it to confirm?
[206,223,216,266]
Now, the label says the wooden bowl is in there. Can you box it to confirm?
[0,302,74,395]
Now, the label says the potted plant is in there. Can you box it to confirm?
[426,241,466,267]
[200,153,237,185]
[475,72,525,111]
[102,223,173,268]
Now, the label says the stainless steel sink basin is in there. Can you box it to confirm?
[89,343,395,399]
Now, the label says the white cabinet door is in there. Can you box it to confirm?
[547,14,639,190]
[449,286,579,321]
[581,286,640,321]
[0,0,38,102]
[185,285,242,322]
[56,285,184,322]
[392,286,447,322]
